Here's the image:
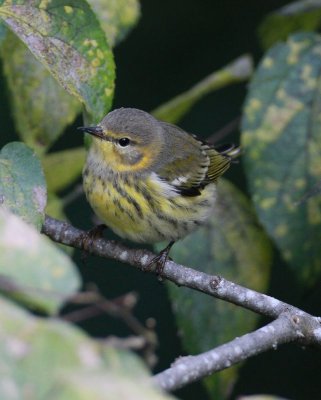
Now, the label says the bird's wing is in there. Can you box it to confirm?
[156,122,239,196]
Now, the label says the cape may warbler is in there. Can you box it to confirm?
[81,108,240,270]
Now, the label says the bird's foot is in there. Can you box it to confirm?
[81,224,107,261]
[143,241,175,280]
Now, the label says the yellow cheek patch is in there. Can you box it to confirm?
[125,152,153,172]
[92,126,163,173]
[96,137,160,173]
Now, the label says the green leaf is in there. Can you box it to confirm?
[159,179,272,398]
[0,142,46,230]
[0,19,6,45]
[0,0,115,123]
[1,32,80,154]
[152,55,253,124]
[47,370,174,400]
[242,32,321,286]
[0,296,175,400]
[89,0,141,47]
[46,193,67,222]
[0,208,81,314]
[238,396,290,400]
[259,0,321,50]
[42,147,86,193]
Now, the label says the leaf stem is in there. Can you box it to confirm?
[151,54,253,124]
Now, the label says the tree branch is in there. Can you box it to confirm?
[42,215,321,391]
[42,215,311,319]
[154,312,321,391]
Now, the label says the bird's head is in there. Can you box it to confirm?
[79,108,163,173]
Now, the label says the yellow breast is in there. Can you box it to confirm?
[83,165,216,244]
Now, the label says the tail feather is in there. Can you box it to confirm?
[206,143,241,182]
[215,143,241,159]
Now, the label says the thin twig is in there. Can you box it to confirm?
[206,116,241,144]
[154,312,321,391]
[62,184,84,206]
[152,55,253,124]
[0,270,158,367]
[63,290,158,367]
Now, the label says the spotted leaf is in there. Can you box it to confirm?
[0,295,174,399]
[0,0,115,123]
[258,0,321,50]
[0,142,46,230]
[88,0,141,47]
[242,32,321,285]
[0,208,80,314]
[1,32,80,154]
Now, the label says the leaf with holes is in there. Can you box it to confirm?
[242,32,321,285]
[0,142,46,230]
[0,0,115,123]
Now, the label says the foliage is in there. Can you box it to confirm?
[0,295,171,400]
[0,142,46,230]
[0,207,80,314]
[0,0,321,399]
[242,32,321,285]
[258,0,321,49]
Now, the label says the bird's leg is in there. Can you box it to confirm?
[81,224,107,260]
[144,241,175,279]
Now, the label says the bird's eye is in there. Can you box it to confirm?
[118,137,130,147]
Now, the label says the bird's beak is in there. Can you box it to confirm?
[77,125,104,139]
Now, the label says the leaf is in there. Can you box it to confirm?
[158,179,272,398]
[42,147,86,193]
[89,0,141,47]
[0,19,5,45]
[298,178,321,202]
[259,0,321,50]
[0,0,115,123]
[152,55,253,124]
[0,208,81,314]
[47,370,174,400]
[242,32,321,286]
[238,396,290,400]
[1,32,80,154]
[45,193,67,222]
[0,142,46,230]
[0,296,175,400]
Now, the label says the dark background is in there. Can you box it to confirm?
[2,1,321,399]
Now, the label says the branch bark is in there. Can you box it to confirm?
[154,312,321,391]
[42,215,321,392]
[42,215,311,319]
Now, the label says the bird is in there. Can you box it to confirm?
[80,107,240,273]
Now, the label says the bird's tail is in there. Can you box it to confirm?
[215,143,241,160]
[206,143,241,181]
